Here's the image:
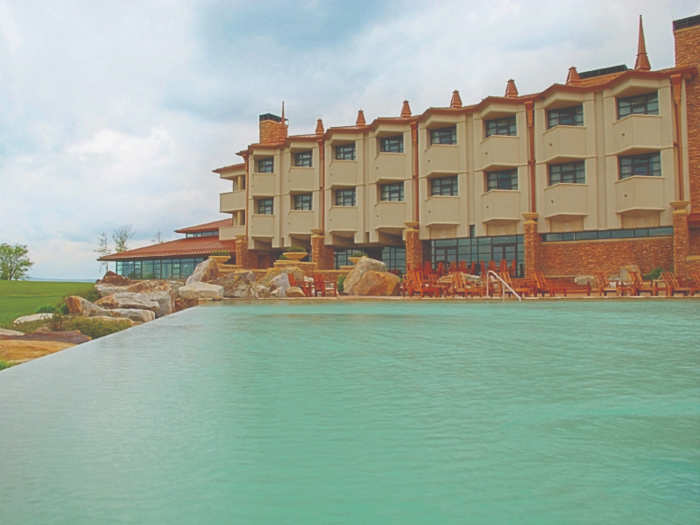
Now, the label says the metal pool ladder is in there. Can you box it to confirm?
[485,270,522,302]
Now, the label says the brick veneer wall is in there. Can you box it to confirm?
[690,230,700,254]
[540,237,673,276]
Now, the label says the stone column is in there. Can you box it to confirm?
[404,221,423,272]
[671,201,690,278]
[522,213,540,279]
[235,235,254,269]
[311,229,334,270]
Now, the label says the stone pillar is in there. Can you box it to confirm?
[671,201,690,278]
[311,230,334,270]
[235,235,254,269]
[404,221,423,272]
[523,213,540,279]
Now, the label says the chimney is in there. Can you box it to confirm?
[634,15,651,71]
[673,14,700,67]
[259,113,282,143]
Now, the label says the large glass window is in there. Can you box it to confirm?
[381,247,406,272]
[335,188,356,206]
[293,193,312,211]
[430,176,458,196]
[294,151,313,167]
[429,126,457,145]
[485,116,516,137]
[257,198,274,214]
[486,170,518,190]
[115,257,206,280]
[617,92,658,118]
[380,183,404,202]
[549,161,585,185]
[335,144,356,160]
[547,105,583,128]
[380,135,404,153]
[185,231,218,238]
[257,158,274,173]
[429,236,525,278]
[542,227,672,242]
[619,152,661,179]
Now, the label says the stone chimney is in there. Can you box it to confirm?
[259,113,283,143]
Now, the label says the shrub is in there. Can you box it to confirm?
[278,254,289,260]
[211,250,231,257]
[337,274,347,292]
[48,314,131,339]
[352,251,368,258]
[74,288,100,302]
[286,246,307,253]
[36,304,58,314]
[0,359,16,371]
[643,267,665,280]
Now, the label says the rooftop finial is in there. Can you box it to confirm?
[281,101,285,123]
[566,66,581,85]
[635,15,651,71]
[356,110,366,126]
[315,118,324,135]
[401,100,412,117]
[505,79,518,98]
[450,90,463,108]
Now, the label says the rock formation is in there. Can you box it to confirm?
[343,257,388,295]
[186,259,219,285]
[178,282,224,300]
[348,270,400,296]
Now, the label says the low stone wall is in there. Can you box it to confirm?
[273,260,316,276]
[540,237,673,276]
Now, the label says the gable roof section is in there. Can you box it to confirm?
[174,218,232,234]
[98,236,236,261]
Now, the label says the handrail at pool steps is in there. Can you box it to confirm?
[485,270,522,302]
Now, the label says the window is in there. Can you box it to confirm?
[294,151,313,167]
[617,92,658,118]
[485,116,516,137]
[430,176,458,196]
[619,152,661,179]
[381,247,406,272]
[548,105,583,128]
[335,143,356,160]
[257,158,274,173]
[335,188,356,206]
[429,126,457,145]
[257,198,273,214]
[380,183,404,202]
[486,170,518,190]
[549,161,585,185]
[293,193,312,211]
[380,135,404,153]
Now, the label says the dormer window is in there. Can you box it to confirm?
[617,92,658,119]
[485,117,516,137]
[548,106,583,128]
[257,158,274,173]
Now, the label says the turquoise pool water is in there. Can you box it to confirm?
[0,301,698,524]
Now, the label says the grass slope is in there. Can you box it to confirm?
[0,281,95,325]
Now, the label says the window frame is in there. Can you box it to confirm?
[430,175,458,196]
[335,188,356,206]
[294,151,313,167]
[547,105,583,128]
[257,157,274,173]
[379,135,404,153]
[293,193,313,211]
[548,161,586,185]
[380,182,405,202]
[617,92,659,119]
[429,126,457,145]
[335,143,356,161]
[486,169,518,191]
[257,198,274,215]
[485,116,517,137]
[619,152,661,180]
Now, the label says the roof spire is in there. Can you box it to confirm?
[281,101,285,123]
[315,119,324,135]
[566,66,581,85]
[450,90,463,108]
[634,15,651,71]
[356,110,366,126]
[401,100,412,117]
[505,79,518,98]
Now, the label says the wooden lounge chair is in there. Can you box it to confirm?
[498,271,531,297]
[661,272,699,297]
[627,270,658,296]
[451,272,484,298]
[405,271,439,298]
[313,273,337,297]
[428,274,450,297]
[593,271,619,297]
[536,272,591,297]
[287,273,312,296]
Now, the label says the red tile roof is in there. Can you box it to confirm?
[99,236,236,261]
[174,218,232,234]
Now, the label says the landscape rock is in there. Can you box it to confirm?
[463,273,482,283]
[619,265,641,283]
[344,257,387,295]
[65,296,103,317]
[186,259,219,285]
[95,292,160,312]
[0,329,25,336]
[65,296,155,322]
[106,309,156,323]
[258,267,304,289]
[285,286,306,298]
[348,270,400,297]
[94,280,174,318]
[178,282,224,300]
[88,316,135,327]
[0,340,75,363]
[269,273,290,298]
[575,275,596,286]
[13,313,54,325]
[253,284,271,299]
[0,331,91,345]
[211,270,257,298]
[98,271,131,286]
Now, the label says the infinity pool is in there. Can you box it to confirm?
[0,301,698,524]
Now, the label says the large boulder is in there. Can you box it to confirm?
[98,271,131,286]
[344,257,387,295]
[211,270,257,298]
[286,286,306,298]
[575,275,596,286]
[0,328,25,336]
[94,292,160,312]
[186,259,219,285]
[348,270,400,297]
[253,285,271,299]
[178,282,224,300]
[65,296,104,317]
[269,273,290,298]
[94,281,174,318]
[258,267,305,289]
[0,340,75,363]
[0,331,92,345]
[65,296,155,323]
[619,265,641,283]
[105,309,155,323]
[12,313,53,325]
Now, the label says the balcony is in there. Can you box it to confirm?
[249,214,275,238]
[543,184,588,220]
[371,154,407,183]
[424,196,460,229]
[328,206,358,234]
[481,190,521,224]
[249,173,276,196]
[219,225,245,241]
[479,135,520,170]
[615,176,665,216]
[287,168,315,193]
[612,115,663,154]
[327,161,359,187]
[287,210,315,235]
[541,126,587,162]
[219,190,246,213]
[424,145,459,173]
[374,201,408,230]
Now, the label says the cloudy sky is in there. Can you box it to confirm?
[0,0,698,279]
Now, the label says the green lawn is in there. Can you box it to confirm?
[0,281,95,325]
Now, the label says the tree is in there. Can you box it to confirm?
[95,232,110,274]
[151,231,163,244]
[0,243,34,280]
[112,225,135,253]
